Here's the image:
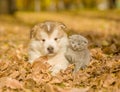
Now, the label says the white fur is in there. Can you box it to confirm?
[47,24,50,31]
[28,28,69,75]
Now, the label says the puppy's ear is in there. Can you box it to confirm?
[30,25,37,39]
[58,22,66,29]
[30,23,43,39]
[60,23,66,29]
[30,28,34,39]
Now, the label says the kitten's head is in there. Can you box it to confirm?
[69,35,88,51]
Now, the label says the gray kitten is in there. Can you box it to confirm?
[65,35,90,73]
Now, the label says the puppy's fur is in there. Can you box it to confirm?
[28,21,69,75]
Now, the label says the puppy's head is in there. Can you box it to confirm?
[30,21,68,56]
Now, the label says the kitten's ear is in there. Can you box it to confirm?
[84,39,88,44]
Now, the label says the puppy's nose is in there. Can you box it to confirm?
[47,46,54,53]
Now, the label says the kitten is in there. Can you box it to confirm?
[65,35,90,73]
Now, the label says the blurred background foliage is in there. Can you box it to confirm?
[0,1,120,91]
[0,0,120,14]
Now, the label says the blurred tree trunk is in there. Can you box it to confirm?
[109,0,116,8]
[82,0,96,8]
[53,0,65,11]
[8,0,17,13]
[0,0,16,14]
[116,0,120,8]
[24,0,33,11]
[0,0,8,13]
[64,0,72,9]
[58,0,65,10]
[96,0,109,10]
[34,0,40,12]
[49,0,56,11]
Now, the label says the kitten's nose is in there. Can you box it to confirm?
[47,46,54,53]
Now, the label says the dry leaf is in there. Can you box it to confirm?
[5,78,23,89]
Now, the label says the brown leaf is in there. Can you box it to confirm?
[5,78,23,89]
[103,75,116,88]
[45,84,55,92]
[32,56,50,71]
[0,77,23,89]
[70,88,89,92]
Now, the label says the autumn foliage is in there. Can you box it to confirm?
[0,12,120,92]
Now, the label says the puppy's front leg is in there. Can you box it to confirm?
[49,59,69,75]
[50,64,66,75]
[50,65,61,75]
[28,50,41,63]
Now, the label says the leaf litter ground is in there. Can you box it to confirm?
[0,12,120,92]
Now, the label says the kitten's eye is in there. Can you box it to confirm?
[85,41,87,43]
[54,38,58,41]
[72,42,74,44]
[42,39,45,42]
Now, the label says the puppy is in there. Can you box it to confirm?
[28,21,69,75]
[65,35,90,73]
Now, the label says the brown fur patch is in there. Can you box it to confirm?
[30,21,67,40]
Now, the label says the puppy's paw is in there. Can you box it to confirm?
[50,64,68,76]
[50,66,60,76]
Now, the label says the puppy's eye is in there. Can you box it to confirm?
[54,38,58,41]
[42,39,45,42]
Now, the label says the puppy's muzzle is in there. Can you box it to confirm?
[47,46,54,53]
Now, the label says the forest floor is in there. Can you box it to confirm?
[0,11,120,92]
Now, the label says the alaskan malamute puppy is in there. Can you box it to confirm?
[28,21,69,75]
